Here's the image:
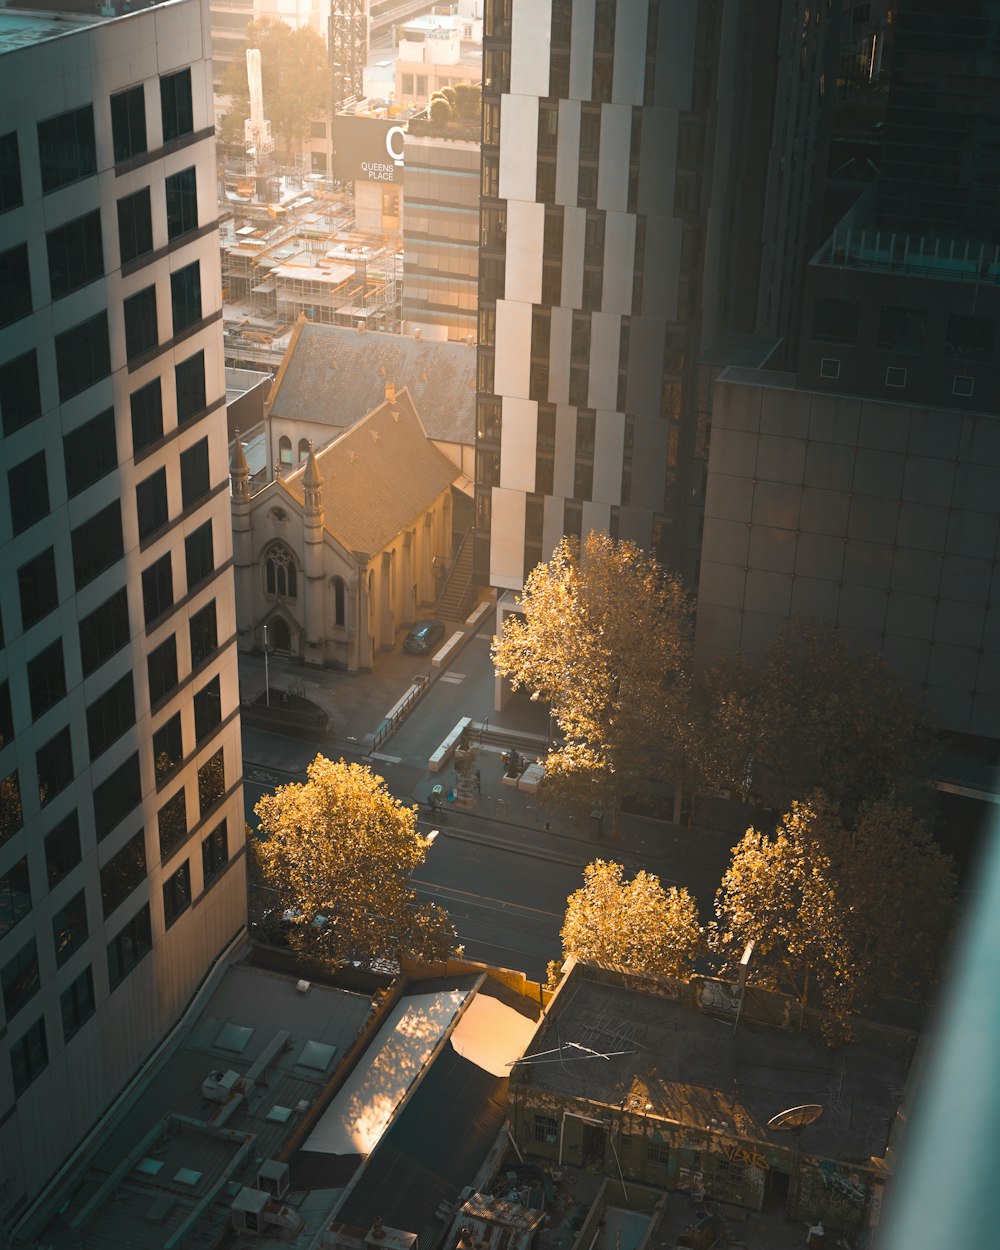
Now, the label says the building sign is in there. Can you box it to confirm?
[333,115,405,184]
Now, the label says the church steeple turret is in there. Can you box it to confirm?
[303,443,324,516]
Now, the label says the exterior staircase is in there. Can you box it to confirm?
[436,529,478,621]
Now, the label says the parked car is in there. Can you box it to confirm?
[402,618,445,654]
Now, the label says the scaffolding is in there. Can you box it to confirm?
[329,0,367,109]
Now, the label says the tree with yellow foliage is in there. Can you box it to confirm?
[492,532,701,833]
[253,756,456,965]
[556,859,703,983]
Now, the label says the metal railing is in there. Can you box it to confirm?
[371,674,428,751]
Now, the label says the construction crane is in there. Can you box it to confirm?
[244,47,274,170]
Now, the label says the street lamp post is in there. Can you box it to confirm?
[263,623,270,708]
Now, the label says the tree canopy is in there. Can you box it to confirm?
[492,533,699,830]
[703,618,934,823]
[712,794,956,1021]
[253,755,456,964]
[218,19,328,158]
[558,859,703,981]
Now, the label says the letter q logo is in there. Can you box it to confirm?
[386,125,405,167]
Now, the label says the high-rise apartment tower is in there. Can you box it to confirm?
[0,0,246,1226]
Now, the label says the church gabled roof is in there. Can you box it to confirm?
[282,388,457,557]
[265,318,476,446]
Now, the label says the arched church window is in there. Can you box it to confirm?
[265,544,298,598]
[333,576,346,626]
[278,435,292,466]
[298,438,310,463]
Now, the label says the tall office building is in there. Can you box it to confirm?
[474,0,835,591]
[0,0,245,1225]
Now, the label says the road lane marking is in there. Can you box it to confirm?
[412,879,561,921]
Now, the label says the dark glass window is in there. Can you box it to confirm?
[158,787,187,860]
[194,675,221,744]
[180,437,210,509]
[878,305,927,354]
[190,600,217,668]
[131,377,163,452]
[0,349,41,436]
[2,938,39,1019]
[0,244,33,329]
[93,752,141,841]
[945,314,995,362]
[10,1015,48,1095]
[166,166,197,240]
[0,131,23,213]
[124,284,158,362]
[812,297,860,345]
[36,727,73,806]
[8,450,49,535]
[0,770,23,847]
[117,187,153,265]
[163,860,191,928]
[107,903,152,990]
[61,966,96,1041]
[0,857,31,939]
[185,522,213,590]
[56,311,111,402]
[18,548,58,630]
[175,350,206,423]
[64,407,117,497]
[79,586,130,676]
[28,640,66,720]
[170,261,202,334]
[136,467,168,541]
[110,85,147,163]
[147,635,178,706]
[100,829,146,918]
[53,888,88,966]
[46,210,104,301]
[198,748,225,816]
[0,681,11,747]
[86,673,135,760]
[201,819,228,886]
[72,501,123,589]
[38,105,96,193]
[142,553,173,626]
[161,68,194,142]
[45,812,81,887]
[153,713,183,785]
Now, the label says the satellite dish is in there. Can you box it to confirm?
[767,1104,824,1132]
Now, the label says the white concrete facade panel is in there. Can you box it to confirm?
[569,0,596,100]
[547,305,573,404]
[560,207,586,309]
[494,299,532,399]
[637,108,678,218]
[612,0,650,105]
[587,312,621,411]
[596,104,631,212]
[499,94,539,200]
[499,397,539,493]
[602,212,637,314]
[582,500,611,539]
[553,404,577,500]
[490,487,528,589]
[656,0,697,108]
[642,216,683,320]
[510,0,552,96]
[593,411,626,506]
[504,199,545,304]
[555,98,582,205]
[542,495,565,558]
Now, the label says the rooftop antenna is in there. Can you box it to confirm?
[767,1104,824,1185]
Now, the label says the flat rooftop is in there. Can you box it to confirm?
[522,965,911,1167]
[0,7,104,52]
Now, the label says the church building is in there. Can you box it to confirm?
[231,387,457,670]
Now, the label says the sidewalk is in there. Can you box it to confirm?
[237,618,737,910]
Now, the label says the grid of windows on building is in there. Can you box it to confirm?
[131,377,163,451]
[72,500,123,589]
[201,819,228,886]
[61,966,96,1041]
[153,713,183,785]
[10,1016,47,1095]
[8,450,50,535]
[18,547,58,630]
[110,84,146,163]
[64,408,117,498]
[158,786,187,861]
[185,521,213,590]
[0,770,23,846]
[0,130,23,212]
[198,748,224,815]
[45,812,81,887]
[176,350,206,423]
[194,676,221,743]
[162,860,191,927]
[171,261,201,334]
[189,600,217,668]
[180,437,211,509]
[0,349,41,435]
[136,466,168,541]
[147,634,178,706]
[37,104,96,193]
[56,311,111,402]
[79,587,131,676]
[166,166,197,240]
[0,857,31,938]
[53,888,88,966]
[86,672,135,760]
[118,187,153,265]
[47,210,104,300]
[161,68,193,142]
[36,726,73,806]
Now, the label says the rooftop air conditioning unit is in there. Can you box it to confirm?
[231,1188,305,1238]
[257,1159,290,1200]
[203,1069,241,1103]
